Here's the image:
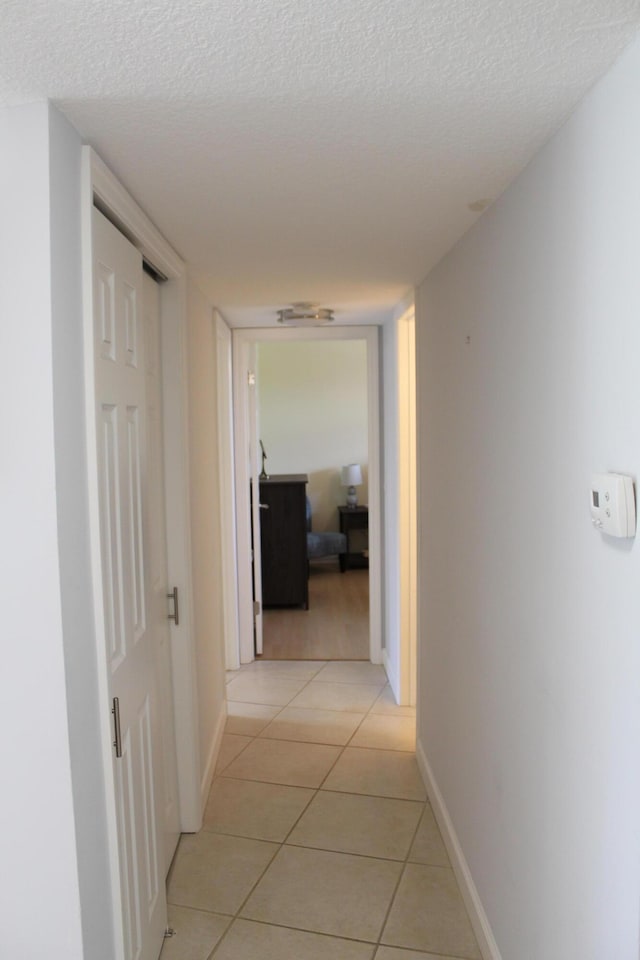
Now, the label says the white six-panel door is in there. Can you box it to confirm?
[93,208,167,960]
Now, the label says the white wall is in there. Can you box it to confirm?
[416,36,640,960]
[186,276,227,803]
[257,339,368,531]
[0,102,96,958]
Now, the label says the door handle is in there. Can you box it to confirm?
[167,586,179,625]
[259,503,269,510]
[112,697,122,758]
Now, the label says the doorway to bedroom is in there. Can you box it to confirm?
[232,325,382,667]
[257,338,369,660]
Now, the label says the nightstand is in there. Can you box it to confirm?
[338,506,369,571]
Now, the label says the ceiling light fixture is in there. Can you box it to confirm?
[277,302,335,325]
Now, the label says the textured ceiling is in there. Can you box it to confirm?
[2,0,640,326]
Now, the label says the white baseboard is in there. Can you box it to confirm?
[415,738,503,960]
[199,703,227,813]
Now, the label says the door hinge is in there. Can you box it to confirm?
[253,600,260,618]
[247,371,256,386]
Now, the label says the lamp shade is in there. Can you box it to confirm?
[341,463,363,487]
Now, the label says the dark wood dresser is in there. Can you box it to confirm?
[259,474,308,608]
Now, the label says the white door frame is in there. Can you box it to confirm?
[246,342,265,655]
[81,148,201,952]
[214,310,241,671]
[232,325,382,665]
[397,305,417,705]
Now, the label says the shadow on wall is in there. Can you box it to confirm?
[307,466,369,532]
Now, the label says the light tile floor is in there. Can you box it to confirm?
[161,660,481,960]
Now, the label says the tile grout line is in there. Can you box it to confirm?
[213,773,425,803]
[373,794,430,949]
[210,915,385,955]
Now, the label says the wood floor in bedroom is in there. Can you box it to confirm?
[261,561,369,660]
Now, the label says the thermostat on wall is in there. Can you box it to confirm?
[590,473,636,538]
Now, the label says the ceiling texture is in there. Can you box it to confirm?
[2,0,640,326]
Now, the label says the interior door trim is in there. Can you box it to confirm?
[232,325,382,665]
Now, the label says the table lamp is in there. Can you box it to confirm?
[341,463,363,508]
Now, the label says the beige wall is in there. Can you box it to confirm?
[257,339,368,531]
[186,275,227,800]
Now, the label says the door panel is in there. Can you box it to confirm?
[138,693,161,905]
[116,729,142,960]
[126,405,146,641]
[99,402,126,667]
[93,208,166,960]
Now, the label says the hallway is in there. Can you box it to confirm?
[161,661,480,959]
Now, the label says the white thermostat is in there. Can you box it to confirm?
[590,473,636,538]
